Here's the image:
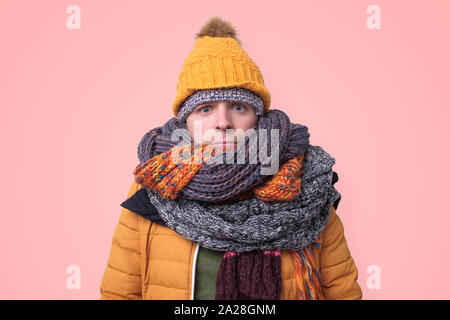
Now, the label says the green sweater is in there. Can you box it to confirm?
[194,245,224,300]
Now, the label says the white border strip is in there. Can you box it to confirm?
[190,243,200,300]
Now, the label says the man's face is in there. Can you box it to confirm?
[185,100,258,151]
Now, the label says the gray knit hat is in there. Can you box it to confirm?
[176,86,264,123]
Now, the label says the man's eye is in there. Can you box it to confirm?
[234,104,245,111]
[200,106,211,113]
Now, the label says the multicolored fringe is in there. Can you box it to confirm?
[291,241,324,300]
[133,143,305,202]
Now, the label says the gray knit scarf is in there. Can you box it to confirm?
[144,143,341,252]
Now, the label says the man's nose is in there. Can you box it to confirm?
[214,103,233,131]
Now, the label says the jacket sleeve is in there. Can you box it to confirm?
[99,181,142,300]
[319,205,363,300]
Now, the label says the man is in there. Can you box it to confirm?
[100,16,362,300]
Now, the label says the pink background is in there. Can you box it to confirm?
[1,0,449,299]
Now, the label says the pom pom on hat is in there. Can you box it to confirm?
[195,16,242,45]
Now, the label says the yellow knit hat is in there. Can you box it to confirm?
[172,16,271,118]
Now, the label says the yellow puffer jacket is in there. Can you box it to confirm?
[99,181,363,300]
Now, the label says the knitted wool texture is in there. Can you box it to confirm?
[141,143,341,299]
[176,86,264,123]
[136,109,310,202]
[143,144,341,252]
[134,105,340,299]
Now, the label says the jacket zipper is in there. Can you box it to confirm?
[190,242,200,300]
